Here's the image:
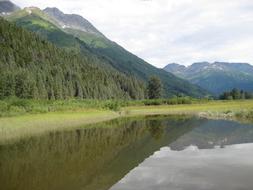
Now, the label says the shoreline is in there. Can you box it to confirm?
[0,101,253,143]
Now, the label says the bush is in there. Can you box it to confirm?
[142,99,163,106]
[140,97,193,106]
[0,101,8,112]
[103,101,121,111]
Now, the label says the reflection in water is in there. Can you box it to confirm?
[111,144,253,190]
[147,120,164,140]
[0,116,200,190]
[170,119,253,150]
[0,116,253,190]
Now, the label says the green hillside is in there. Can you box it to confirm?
[5,7,209,98]
[189,70,253,95]
[0,18,145,100]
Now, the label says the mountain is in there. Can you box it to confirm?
[164,63,187,76]
[1,4,209,98]
[0,18,145,99]
[164,62,253,95]
[0,0,20,14]
[43,7,103,37]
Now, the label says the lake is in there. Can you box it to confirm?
[1,115,253,190]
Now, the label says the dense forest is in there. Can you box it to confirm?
[0,18,145,100]
[219,88,253,100]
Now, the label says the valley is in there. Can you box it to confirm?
[1,1,253,190]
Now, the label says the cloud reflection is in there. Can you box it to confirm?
[111,143,253,190]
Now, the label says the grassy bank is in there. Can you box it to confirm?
[0,99,253,143]
[0,110,120,143]
[0,97,200,117]
[125,100,253,120]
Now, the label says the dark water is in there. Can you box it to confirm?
[1,115,253,190]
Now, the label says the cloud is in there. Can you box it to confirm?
[12,0,253,67]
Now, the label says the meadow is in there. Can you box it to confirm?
[0,98,253,143]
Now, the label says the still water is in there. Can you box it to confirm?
[1,115,253,190]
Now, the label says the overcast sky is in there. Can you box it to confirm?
[12,0,253,67]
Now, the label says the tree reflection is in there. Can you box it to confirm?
[147,120,164,140]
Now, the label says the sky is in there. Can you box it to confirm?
[12,0,253,67]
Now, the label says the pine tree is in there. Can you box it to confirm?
[147,76,163,99]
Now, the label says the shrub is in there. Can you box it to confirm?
[103,101,121,111]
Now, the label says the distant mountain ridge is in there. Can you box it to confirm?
[0,1,209,98]
[164,62,253,95]
[0,0,20,14]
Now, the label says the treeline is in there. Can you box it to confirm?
[219,88,253,100]
[0,18,145,100]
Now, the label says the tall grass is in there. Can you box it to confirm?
[0,97,201,117]
[235,110,253,121]
[0,98,120,117]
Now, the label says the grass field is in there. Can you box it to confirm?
[125,100,253,118]
[0,100,253,143]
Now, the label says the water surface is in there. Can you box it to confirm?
[0,115,253,190]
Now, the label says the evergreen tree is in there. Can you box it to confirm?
[219,88,253,100]
[147,76,162,99]
[231,88,241,99]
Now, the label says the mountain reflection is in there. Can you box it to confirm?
[0,116,253,190]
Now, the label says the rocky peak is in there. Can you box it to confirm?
[163,63,187,76]
[23,7,40,14]
[43,7,103,36]
[0,0,20,14]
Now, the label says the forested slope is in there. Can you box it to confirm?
[5,7,209,98]
[0,18,145,100]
